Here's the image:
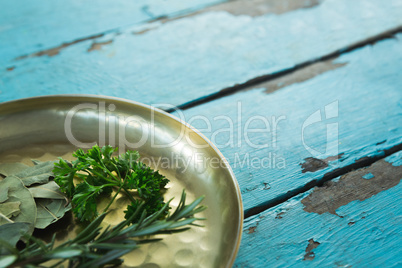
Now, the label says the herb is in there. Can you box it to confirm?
[0,176,37,238]
[0,146,206,267]
[0,161,71,234]
[0,191,205,268]
[0,222,31,255]
[53,145,169,223]
[0,163,31,178]
[8,161,55,187]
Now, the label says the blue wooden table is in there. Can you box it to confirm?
[1,0,402,267]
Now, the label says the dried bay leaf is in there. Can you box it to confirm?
[35,199,71,229]
[0,201,21,218]
[0,212,13,224]
[0,161,72,243]
[0,161,71,230]
[12,161,56,186]
[29,179,71,229]
[0,176,36,236]
[29,181,68,201]
[0,222,32,250]
[0,162,29,177]
[0,186,9,203]
[31,159,42,165]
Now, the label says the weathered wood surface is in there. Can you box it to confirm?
[0,0,226,64]
[234,150,402,267]
[200,0,323,16]
[1,0,402,106]
[2,0,402,266]
[179,34,402,212]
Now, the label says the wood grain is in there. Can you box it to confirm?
[1,0,401,106]
[234,150,402,267]
[0,0,226,63]
[178,35,402,212]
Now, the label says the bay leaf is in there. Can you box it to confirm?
[35,199,71,229]
[0,186,9,203]
[0,201,21,218]
[0,161,71,230]
[13,161,56,186]
[0,212,13,225]
[29,181,68,201]
[0,176,36,236]
[0,222,32,250]
[31,159,42,165]
[0,162,29,177]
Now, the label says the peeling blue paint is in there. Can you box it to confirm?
[362,173,374,180]
[2,0,402,266]
[1,0,402,106]
[0,0,226,64]
[235,152,402,267]
[179,36,402,211]
[385,151,402,167]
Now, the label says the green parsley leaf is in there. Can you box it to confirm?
[53,145,170,224]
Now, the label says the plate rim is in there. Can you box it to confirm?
[0,93,244,267]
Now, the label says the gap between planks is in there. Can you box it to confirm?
[161,26,402,219]
[11,0,323,61]
[10,1,226,61]
[7,1,401,220]
[243,142,402,219]
[165,25,402,113]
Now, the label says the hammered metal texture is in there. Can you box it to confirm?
[0,95,243,268]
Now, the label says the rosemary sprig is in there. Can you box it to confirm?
[0,191,205,268]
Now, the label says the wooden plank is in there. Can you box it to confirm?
[0,0,226,64]
[234,150,402,267]
[1,0,402,105]
[169,0,323,19]
[178,34,402,212]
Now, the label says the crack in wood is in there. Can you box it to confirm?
[244,143,402,219]
[260,61,346,95]
[16,33,105,60]
[167,26,402,113]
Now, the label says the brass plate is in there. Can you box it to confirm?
[0,95,243,268]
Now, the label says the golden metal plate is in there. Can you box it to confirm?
[0,95,243,268]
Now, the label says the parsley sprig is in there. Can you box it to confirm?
[0,192,206,268]
[53,145,169,223]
